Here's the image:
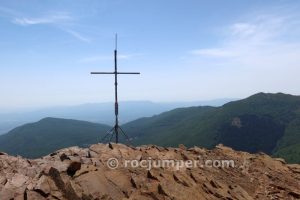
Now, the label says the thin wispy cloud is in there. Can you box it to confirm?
[231,23,256,37]
[186,10,300,97]
[13,12,71,26]
[0,7,91,43]
[63,29,91,43]
[229,15,289,43]
[190,13,300,64]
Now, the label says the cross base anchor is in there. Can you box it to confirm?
[100,125,131,144]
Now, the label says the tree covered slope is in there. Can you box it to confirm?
[0,117,111,158]
[124,93,300,163]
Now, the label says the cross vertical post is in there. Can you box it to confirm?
[114,35,119,143]
[91,34,140,144]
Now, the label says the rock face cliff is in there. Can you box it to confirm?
[0,143,299,200]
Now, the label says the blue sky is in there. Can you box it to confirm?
[0,0,300,111]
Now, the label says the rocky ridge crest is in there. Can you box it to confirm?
[0,143,299,200]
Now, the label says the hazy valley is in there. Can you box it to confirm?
[0,99,234,135]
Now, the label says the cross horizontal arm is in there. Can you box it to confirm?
[117,72,140,74]
[91,72,115,74]
[91,72,140,74]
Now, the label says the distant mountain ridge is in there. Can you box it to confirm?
[0,99,236,135]
[0,93,299,163]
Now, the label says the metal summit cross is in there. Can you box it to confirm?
[91,34,140,144]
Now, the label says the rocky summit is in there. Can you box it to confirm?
[0,143,300,200]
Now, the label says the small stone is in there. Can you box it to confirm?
[60,153,70,161]
[67,161,81,177]
[274,158,286,164]
[179,144,187,150]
